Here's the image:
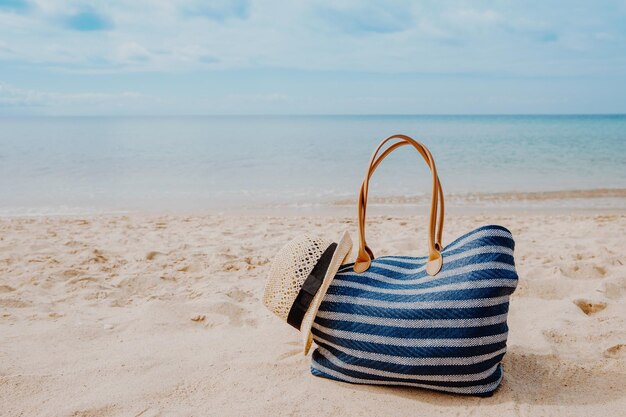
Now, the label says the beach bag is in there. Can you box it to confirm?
[309,134,518,396]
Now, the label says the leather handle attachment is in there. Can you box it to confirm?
[353,134,445,276]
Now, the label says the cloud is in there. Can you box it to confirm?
[0,0,622,78]
[449,9,501,25]
[0,0,30,13]
[316,1,414,34]
[62,9,113,31]
[0,82,151,108]
[504,17,560,43]
[593,32,615,42]
[0,39,12,53]
[175,45,219,64]
[225,92,288,103]
[116,42,151,63]
[536,31,559,42]
[0,1,622,115]
[180,0,250,21]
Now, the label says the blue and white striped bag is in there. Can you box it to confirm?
[310,135,518,396]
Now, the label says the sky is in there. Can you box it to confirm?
[0,0,625,115]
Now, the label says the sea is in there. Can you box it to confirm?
[1,115,625,215]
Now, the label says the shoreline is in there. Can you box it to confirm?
[1,206,625,219]
[1,187,625,218]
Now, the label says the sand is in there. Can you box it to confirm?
[1,212,625,416]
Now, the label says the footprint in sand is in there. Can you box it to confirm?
[89,249,108,264]
[177,262,202,273]
[0,285,16,293]
[62,269,83,278]
[145,251,165,261]
[225,288,254,302]
[69,404,117,417]
[602,279,626,299]
[244,256,270,268]
[222,261,240,271]
[190,314,206,322]
[604,344,626,358]
[573,299,607,315]
[222,256,270,272]
[204,301,256,327]
[0,298,31,308]
[219,250,238,260]
[559,264,607,280]
[276,349,301,360]
[244,256,270,266]
[67,276,98,285]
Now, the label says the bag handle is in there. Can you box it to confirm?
[353,134,445,276]
[357,141,445,254]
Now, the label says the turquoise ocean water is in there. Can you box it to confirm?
[0,115,625,215]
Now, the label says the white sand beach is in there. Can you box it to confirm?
[1,212,625,416]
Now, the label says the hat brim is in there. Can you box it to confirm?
[300,231,352,355]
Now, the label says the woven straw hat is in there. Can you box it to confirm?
[263,231,352,354]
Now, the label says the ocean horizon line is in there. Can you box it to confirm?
[1,113,626,119]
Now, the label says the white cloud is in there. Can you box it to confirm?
[0,39,13,55]
[449,9,501,25]
[594,32,615,41]
[314,1,415,34]
[116,42,151,63]
[0,1,623,77]
[179,0,250,21]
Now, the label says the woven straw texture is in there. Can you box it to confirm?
[310,225,518,396]
[300,232,352,354]
[263,234,333,321]
[263,232,353,354]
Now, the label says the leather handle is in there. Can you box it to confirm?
[358,141,444,254]
[353,134,444,276]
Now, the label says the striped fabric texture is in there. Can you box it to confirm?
[311,225,518,396]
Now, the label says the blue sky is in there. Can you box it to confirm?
[0,0,625,115]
